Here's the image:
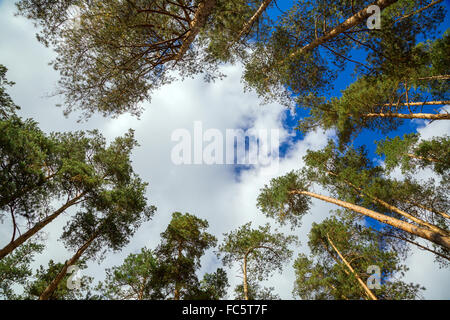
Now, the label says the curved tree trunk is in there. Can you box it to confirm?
[326,233,377,300]
[0,192,85,260]
[39,230,98,300]
[290,190,450,249]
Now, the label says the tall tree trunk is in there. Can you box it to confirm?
[290,190,450,249]
[174,0,216,61]
[39,230,98,300]
[326,172,449,236]
[363,112,450,120]
[326,233,378,300]
[242,253,249,301]
[0,192,85,260]
[174,243,183,300]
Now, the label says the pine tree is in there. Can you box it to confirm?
[96,248,160,300]
[16,0,275,118]
[155,212,217,300]
[0,242,44,299]
[217,222,297,300]
[293,217,424,300]
[257,142,450,251]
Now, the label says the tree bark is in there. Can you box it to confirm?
[234,0,272,41]
[363,112,450,120]
[403,200,450,220]
[174,242,183,300]
[383,101,450,107]
[417,75,450,81]
[39,230,99,300]
[174,0,216,61]
[384,233,450,261]
[326,233,378,300]
[406,153,443,164]
[288,0,398,58]
[243,252,249,300]
[325,171,448,236]
[290,190,450,249]
[0,192,85,260]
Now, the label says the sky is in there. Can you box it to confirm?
[0,0,449,299]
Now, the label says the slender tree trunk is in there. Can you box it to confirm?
[326,233,377,300]
[418,75,450,81]
[383,101,450,107]
[174,243,183,300]
[39,230,98,300]
[403,200,450,220]
[0,192,85,260]
[290,190,450,249]
[363,112,450,120]
[326,171,448,236]
[263,0,398,82]
[393,0,443,24]
[174,0,215,61]
[384,233,450,261]
[234,0,272,41]
[242,253,249,301]
[406,153,443,164]
[288,0,398,58]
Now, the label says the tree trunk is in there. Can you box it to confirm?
[418,75,450,81]
[290,190,450,249]
[243,253,249,301]
[174,243,183,300]
[234,0,272,41]
[406,153,443,164]
[0,192,85,260]
[39,231,98,300]
[174,0,216,61]
[326,171,448,236]
[383,101,450,107]
[363,112,450,120]
[403,200,450,220]
[326,233,378,300]
[384,233,450,261]
[289,0,398,58]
